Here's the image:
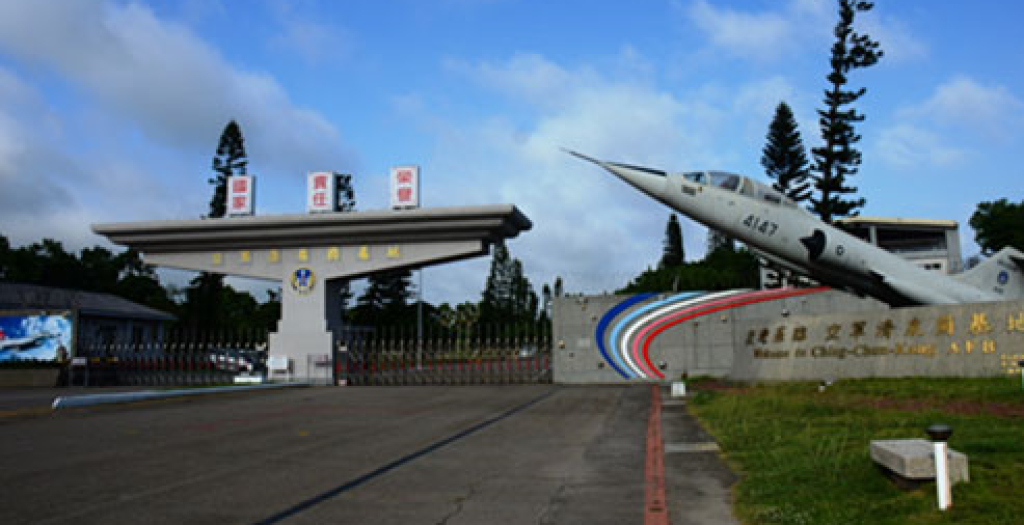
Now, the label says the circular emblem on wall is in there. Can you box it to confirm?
[997,270,1009,286]
[291,267,316,295]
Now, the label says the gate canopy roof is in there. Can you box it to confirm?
[92,205,531,253]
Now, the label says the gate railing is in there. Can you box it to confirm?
[340,323,552,385]
[72,334,267,386]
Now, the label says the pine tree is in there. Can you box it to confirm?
[186,121,248,334]
[707,229,735,253]
[809,0,882,223]
[334,174,357,310]
[208,120,247,219]
[335,173,356,212]
[762,102,811,202]
[355,270,414,326]
[480,241,514,323]
[659,214,685,268]
[510,259,538,323]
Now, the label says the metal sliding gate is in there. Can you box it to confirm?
[339,325,552,386]
[71,337,268,386]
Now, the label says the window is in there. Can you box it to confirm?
[683,171,706,184]
[709,171,741,191]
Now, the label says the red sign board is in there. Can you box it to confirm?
[226,175,254,216]
[390,166,419,209]
[307,172,335,213]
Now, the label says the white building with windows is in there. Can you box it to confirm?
[835,217,962,274]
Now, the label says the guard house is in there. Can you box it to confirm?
[92,205,531,380]
[0,282,175,346]
[836,217,962,274]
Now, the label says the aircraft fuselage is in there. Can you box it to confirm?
[569,150,1020,306]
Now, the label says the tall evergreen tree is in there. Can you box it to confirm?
[809,0,882,223]
[334,174,357,310]
[480,241,514,323]
[762,102,812,202]
[188,121,248,333]
[208,120,248,219]
[354,269,415,326]
[479,241,540,324]
[707,228,735,253]
[510,259,538,322]
[659,214,685,268]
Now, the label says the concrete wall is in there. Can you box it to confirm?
[553,289,884,384]
[553,289,1024,383]
[732,300,1024,380]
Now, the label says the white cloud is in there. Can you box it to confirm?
[685,0,795,62]
[875,123,967,169]
[682,0,925,66]
[859,12,928,64]
[0,1,355,176]
[877,76,1022,172]
[446,53,593,112]
[912,76,1024,137]
[0,1,356,256]
[269,3,354,66]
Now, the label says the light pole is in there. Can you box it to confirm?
[417,268,424,370]
[927,424,953,511]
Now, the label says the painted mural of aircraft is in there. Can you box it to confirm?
[0,332,59,352]
[566,149,1024,307]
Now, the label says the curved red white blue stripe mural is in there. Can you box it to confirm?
[595,287,829,380]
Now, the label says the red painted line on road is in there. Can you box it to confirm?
[645,385,670,525]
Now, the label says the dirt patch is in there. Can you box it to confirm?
[689,379,750,394]
[861,397,1024,418]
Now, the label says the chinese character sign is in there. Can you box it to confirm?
[307,172,336,213]
[390,166,420,209]
[226,175,254,216]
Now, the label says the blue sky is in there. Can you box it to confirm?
[1,0,1022,305]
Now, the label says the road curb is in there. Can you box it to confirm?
[51,383,310,410]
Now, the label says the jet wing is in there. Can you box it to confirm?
[1011,254,1024,272]
[749,247,810,278]
[868,270,955,305]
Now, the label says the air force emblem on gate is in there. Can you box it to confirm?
[291,267,315,294]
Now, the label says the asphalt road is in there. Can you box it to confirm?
[0,386,655,525]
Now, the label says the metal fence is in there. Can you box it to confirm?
[66,323,552,387]
[340,324,552,386]
[72,337,267,387]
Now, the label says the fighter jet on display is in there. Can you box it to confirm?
[566,149,1024,307]
[0,331,58,352]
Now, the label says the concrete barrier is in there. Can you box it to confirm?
[870,439,969,485]
[51,382,309,410]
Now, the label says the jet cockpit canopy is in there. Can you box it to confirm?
[682,170,797,208]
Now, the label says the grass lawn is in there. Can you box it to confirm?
[687,378,1024,525]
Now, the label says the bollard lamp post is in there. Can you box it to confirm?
[927,424,953,511]
[1018,360,1024,391]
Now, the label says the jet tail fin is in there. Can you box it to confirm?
[954,247,1024,299]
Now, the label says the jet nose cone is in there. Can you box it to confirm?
[601,161,669,199]
[563,149,669,200]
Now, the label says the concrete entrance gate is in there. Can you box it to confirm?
[93,205,531,380]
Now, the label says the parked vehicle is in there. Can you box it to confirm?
[208,349,266,374]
